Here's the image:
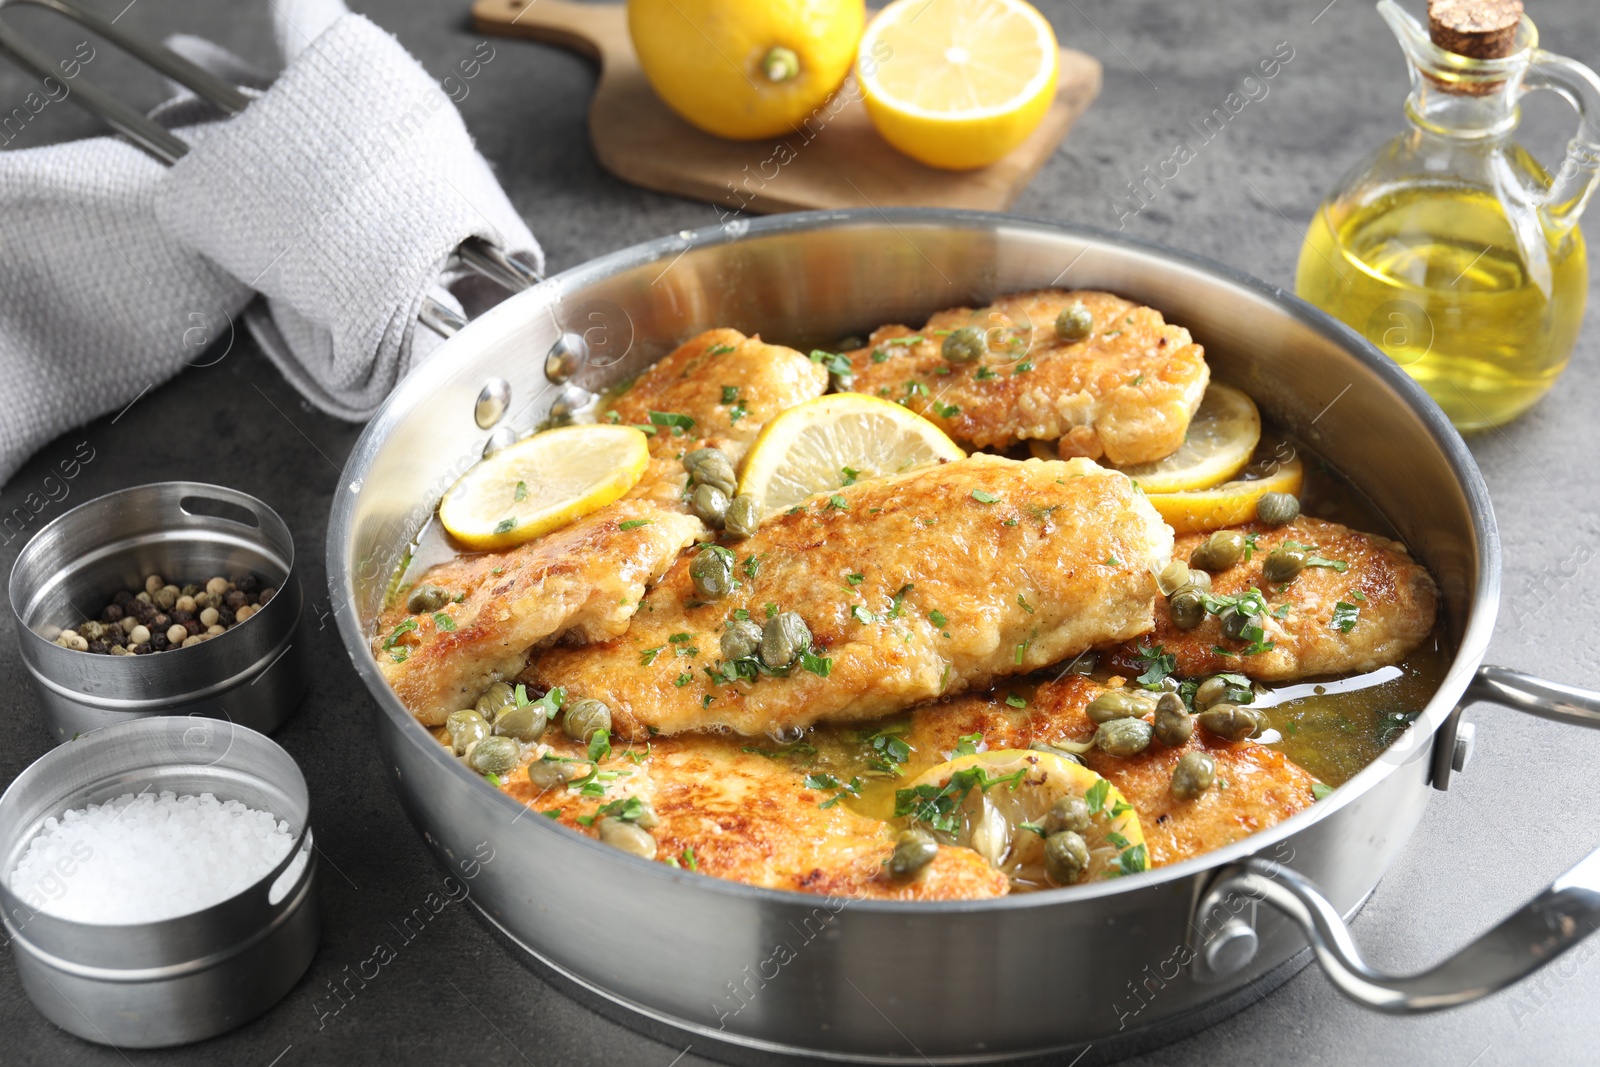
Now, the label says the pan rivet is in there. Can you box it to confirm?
[483,426,518,457]
[1203,919,1259,976]
[549,385,592,420]
[475,379,511,429]
[546,333,588,384]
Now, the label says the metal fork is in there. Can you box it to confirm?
[0,0,540,337]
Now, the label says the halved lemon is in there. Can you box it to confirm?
[738,393,965,517]
[857,0,1059,170]
[1115,384,1261,493]
[1146,455,1305,535]
[901,750,1146,888]
[438,425,650,550]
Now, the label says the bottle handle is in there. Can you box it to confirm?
[1523,50,1600,238]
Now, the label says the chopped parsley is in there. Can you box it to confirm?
[808,349,854,377]
[728,404,748,423]
[1016,593,1034,613]
[933,401,961,418]
[1015,636,1031,665]
[494,517,518,534]
[1105,555,1123,566]
[841,466,860,486]
[954,731,983,757]
[382,618,417,649]
[721,385,739,404]
[1005,693,1027,709]
[1085,778,1110,814]
[1312,783,1335,801]
[1282,540,1350,573]
[432,612,456,632]
[970,489,1000,504]
[648,410,696,435]
[863,722,913,775]
[851,605,876,625]
[514,480,528,502]
[895,765,1025,833]
[870,349,889,364]
[743,554,763,579]
[587,795,649,825]
[1133,643,1176,689]
[804,772,863,808]
[388,646,409,664]
[975,365,998,380]
[681,846,699,870]
[1014,361,1035,374]
[846,572,865,585]
[1331,601,1360,633]
[706,343,736,355]
[618,518,652,531]
[904,381,930,399]
[587,728,612,763]
[928,608,948,627]
[799,649,833,677]
[828,494,849,510]
[668,632,694,644]
[885,335,923,346]
[1118,843,1149,875]
[674,672,693,687]
[889,583,914,619]
[639,647,664,665]
[731,608,751,621]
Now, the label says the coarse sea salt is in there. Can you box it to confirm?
[7,790,297,924]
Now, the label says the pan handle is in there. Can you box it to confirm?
[1192,663,1600,1012]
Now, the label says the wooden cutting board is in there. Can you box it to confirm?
[471,0,1101,214]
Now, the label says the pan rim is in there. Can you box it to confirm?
[329,206,1500,914]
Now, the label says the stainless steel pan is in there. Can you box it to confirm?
[327,209,1600,1062]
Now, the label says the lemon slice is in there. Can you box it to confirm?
[901,750,1146,888]
[1146,456,1305,535]
[1114,384,1261,493]
[738,394,965,517]
[857,0,1059,170]
[438,425,650,550]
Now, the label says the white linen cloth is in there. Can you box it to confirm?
[0,0,540,483]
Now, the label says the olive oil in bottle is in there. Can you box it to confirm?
[1297,180,1587,430]
[1295,0,1600,431]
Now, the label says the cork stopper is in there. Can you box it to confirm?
[1427,0,1523,60]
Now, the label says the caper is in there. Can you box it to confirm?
[829,369,855,393]
[942,326,986,363]
[527,757,580,791]
[1197,703,1266,742]
[1157,560,1193,596]
[1055,302,1094,342]
[1044,830,1090,886]
[1185,570,1212,593]
[1192,675,1231,711]
[720,618,764,661]
[446,709,490,756]
[1190,530,1246,572]
[760,611,812,669]
[475,681,516,722]
[1256,491,1301,527]
[1029,741,1087,765]
[690,483,730,527]
[1168,586,1207,630]
[1095,716,1153,757]
[563,697,612,743]
[493,702,547,743]
[724,494,761,539]
[1263,546,1307,584]
[1042,795,1090,835]
[690,547,737,599]
[406,583,451,614]
[1086,688,1155,724]
[1171,751,1218,800]
[597,817,657,860]
[1220,606,1257,641]
[468,735,521,776]
[684,448,737,496]
[889,828,938,878]
[1153,692,1194,747]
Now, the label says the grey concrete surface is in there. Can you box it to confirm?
[1,0,1598,1064]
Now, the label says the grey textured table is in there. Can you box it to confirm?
[2,0,1599,1064]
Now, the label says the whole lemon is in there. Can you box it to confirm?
[628,0,865,141]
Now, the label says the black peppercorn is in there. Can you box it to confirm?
[151,633,169,651]
[183,619,202,637]
[234,574,258,594]
[259,587,276,606]
[225,590,247,610]
[217,606,236,626]
[87,639,109,655]
[132,643,152,655]
[101,604,124,623]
